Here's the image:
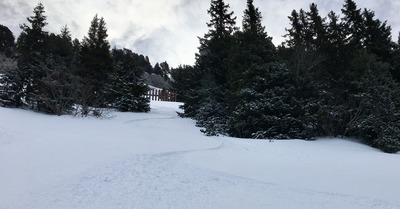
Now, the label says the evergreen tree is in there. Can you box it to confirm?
[170,65,196,102]
[79,14,113,106]
[362,9,393,62]
[284,9,313,49]
[105,48,150,112]
[325,11,347,75]
[0,25,18,106]
[280,3,342,137]
[0,24,15,56]
[194,75,228,136]
[227,0,283,138]
[182,0,237,124]
[227,63,307,139]
[197,0,237,87]
[236,0,275,63]
[3,3,79,114]
[204,0,237,39]
[153,63,163,75]
[281,5,326,131]
[13,2,48,108]
[391,33,400,82]
[57,26,75,59]
[180,0,238,135]
[242,0,265,36]
[39,53,77,115]
[310,14,347,138]
[17,3,48,52]
[160,61,170,80]
[37,26,79,115]
[0,54,18,107]
[341,0,364,50]
[175,65,203,117]
[282,8,324,77]
[0,73,17,107]
[306,3,328,51]
[326,11,345,51]
[348,52,400,153]
[118,52,153,76]
[228,0,275,91]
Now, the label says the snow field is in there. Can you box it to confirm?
[0,101,399,209]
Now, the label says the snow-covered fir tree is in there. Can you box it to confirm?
[228,62,307,139]
[105,48,150,112]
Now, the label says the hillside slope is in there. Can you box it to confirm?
[0,101,399,209]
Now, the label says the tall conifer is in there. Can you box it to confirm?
[341,0,364,49]
[15,3,48,108]
[197,0,237,87]
[182,0,237,135]
[79,15,113,106]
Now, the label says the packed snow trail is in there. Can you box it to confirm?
[0,101,399,209]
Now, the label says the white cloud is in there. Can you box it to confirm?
[0,0,399,67]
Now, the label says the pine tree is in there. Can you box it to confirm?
[242,0,265,36]
[37,26,79,115]
[182,0,237,123]
[39,54,77,115]
[197,0,237,87]
[18,3,48,52]
[227,63,307,139]
[153,63,163,75]
[341,0,364,50]
[281,5,325,105]
[0,24,15,56]
[0,54,18,107]
[105,48,150,112]
[306,3,328,51]
[348,52,400,153]
[240,0,274,58]
[204,0,237,40]
[325,11,347,73]
[79,14,113,106]
[225,0,310,139]
[362,9,393,62]
[228,0,275,93]
[8,3,76,114]
[226,0,278,137]
[58,26,74,58]
[13,2,48,108]
[194,75,228,136]
[160,61,170,80]
[281,4,352,137]
[284,9,304,48]
[282,8,324,76]
[391,33,400,81]
[327,11,345,51]
[180,0,238,135]
[170,65,196,102]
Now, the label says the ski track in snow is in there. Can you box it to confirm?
[1,101,400,209]
[124,116,177,123]
[26,147,399,209]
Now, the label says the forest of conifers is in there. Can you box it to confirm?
[1,0,400,153]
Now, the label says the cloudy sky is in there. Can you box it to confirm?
[1,0,399,67]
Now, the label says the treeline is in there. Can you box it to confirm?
[171,0,400,153]
[0,3,172,116]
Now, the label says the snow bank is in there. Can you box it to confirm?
[0,101,399,209]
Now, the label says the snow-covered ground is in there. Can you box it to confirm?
[0,101,399,209]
